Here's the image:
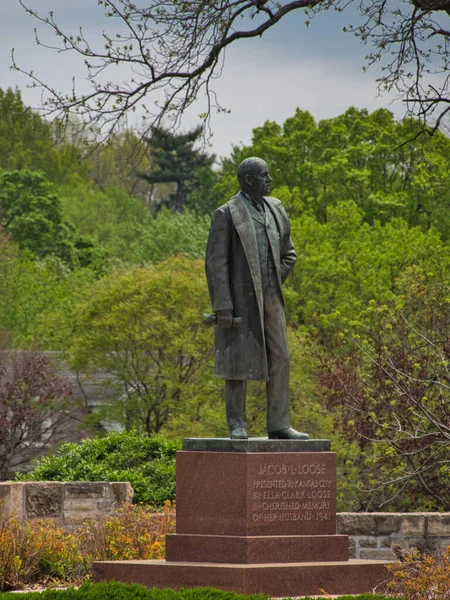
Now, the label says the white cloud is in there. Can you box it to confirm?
[181,48,403,158]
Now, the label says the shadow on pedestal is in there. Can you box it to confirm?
[93,438,392,597]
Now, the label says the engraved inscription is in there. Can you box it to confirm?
[251,460,334,524]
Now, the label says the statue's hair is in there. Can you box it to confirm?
[237,157,266,187]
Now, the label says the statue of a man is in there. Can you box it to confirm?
[205,157,309,440]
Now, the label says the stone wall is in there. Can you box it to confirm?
[338,512,450,559]
[1,482,449,560]
[0,481,133,526]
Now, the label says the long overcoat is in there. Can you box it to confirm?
[205,191,296,381]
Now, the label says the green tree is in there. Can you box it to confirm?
[0,170,105,270]
[141,126,216,213]
[285,200,446,334]
[0,230,96,349]
[222,107,450,236]
[67,255,224,436]
[86,130,152,201]
[0,87,87,185]
[317,265,450,511]
[137,208,210,264]
[58,182,210,265]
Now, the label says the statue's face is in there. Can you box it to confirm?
[247,160,272,198]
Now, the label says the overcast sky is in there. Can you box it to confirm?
[0,1,403,159]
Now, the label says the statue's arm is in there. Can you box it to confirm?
[279,203,297,283]
[280,236,297,283]
[205,206,234,313]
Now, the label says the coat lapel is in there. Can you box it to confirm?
[228,193,264,323]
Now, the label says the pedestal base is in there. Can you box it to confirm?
[166,533,349,563]
[93,442,393,596]
[93,559,390,597]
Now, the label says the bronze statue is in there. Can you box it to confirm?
[205,157,309,440]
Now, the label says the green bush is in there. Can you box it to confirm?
[0,581,403,599]
[17,431,180,504]
[0,583,268,600]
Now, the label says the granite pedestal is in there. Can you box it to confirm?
[93,438,391,596]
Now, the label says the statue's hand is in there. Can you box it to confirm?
[216,309,233,329]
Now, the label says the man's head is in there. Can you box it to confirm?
[237,157,272,200]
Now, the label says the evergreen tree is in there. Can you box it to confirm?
[141,126,215,213]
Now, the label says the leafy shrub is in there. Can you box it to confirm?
[0,582,268,599]
[0,581,401,599]
[0,503,175,591]
[78,502,175,571]
[0,514,82,591]
[17,431,180,504]
[383,547,450,599]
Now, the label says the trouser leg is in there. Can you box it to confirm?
[264,288,291,433]
[225,379,247,432]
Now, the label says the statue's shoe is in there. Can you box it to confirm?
[230,427,248,439]
[268,427,310,440]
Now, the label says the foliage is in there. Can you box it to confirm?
[86,130,151,201]
[59,186,210,265]
[137,209,210,264]
[65,255,224,436]
[222,107,450,239]
[0,87,86,185]
[78,502,174,568]
[0,170,78,267]
[0,512,82,591]
[286,199,447,334]
[0,170,106,270]
[58,183,152,264]
[0,233,96,348]
[317,266,450,511]
[141,126,216,213]
[383,547,450,599]
[0,581,273,599]
[0,574,399,599]
[0,351,76,479]
[0,503,174,591]
[18,431,179,505]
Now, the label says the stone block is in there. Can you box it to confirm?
[0,482,24,518]
[183,438,331,453]
[65,482,109,499]
[359,537,377,548]
[428,514,450,536]
[381,536,393,548]
[25,483,63,518]
[360,548,395,560]
[438,538,450,555]
[348,538,356,559]
[96,500,115,514]
[94,559,392,597]
[111,482,134,505]
[64,499,97,512]
[166,533,349,564]
[177,451,337,537]
[373,514,401,535]
[400,514,425,536]
[337,513,376,535]
[407,537,439,555]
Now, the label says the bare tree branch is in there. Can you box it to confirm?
[13,0,328,142]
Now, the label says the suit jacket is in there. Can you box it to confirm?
[205,191,296,381]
